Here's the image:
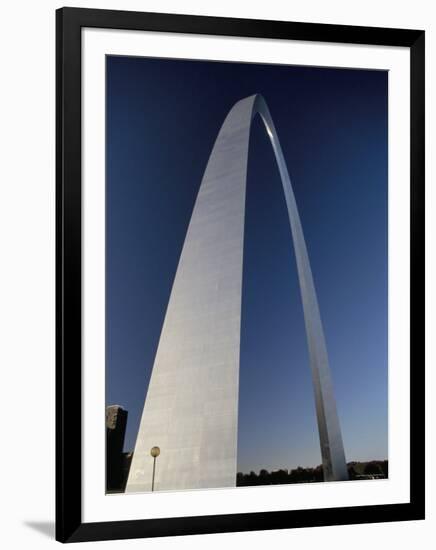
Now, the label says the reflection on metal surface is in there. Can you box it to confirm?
[125,95,348,493]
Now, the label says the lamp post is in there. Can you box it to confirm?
[150,446,160,492]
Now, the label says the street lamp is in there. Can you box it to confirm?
[150,446,160,492]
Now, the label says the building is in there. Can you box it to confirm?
[106,405,128,492]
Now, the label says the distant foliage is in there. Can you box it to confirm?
[236,460,388,486]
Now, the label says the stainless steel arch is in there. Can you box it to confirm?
[126,94,347,494]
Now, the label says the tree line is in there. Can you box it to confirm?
[236,460,388,486]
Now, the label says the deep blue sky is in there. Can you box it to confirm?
[106,56,388,473]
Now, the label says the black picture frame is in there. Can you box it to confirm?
[56,6,425,543]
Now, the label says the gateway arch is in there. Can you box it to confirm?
[126,94,348,493]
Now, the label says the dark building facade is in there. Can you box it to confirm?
[106,405,128,492]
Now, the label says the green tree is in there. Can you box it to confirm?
[364,462,382,476]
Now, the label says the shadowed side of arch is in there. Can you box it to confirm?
[126,94,347,494]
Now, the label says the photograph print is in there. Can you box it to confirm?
[105,55,388,495]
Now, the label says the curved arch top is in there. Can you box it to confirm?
[126,95,347,493]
